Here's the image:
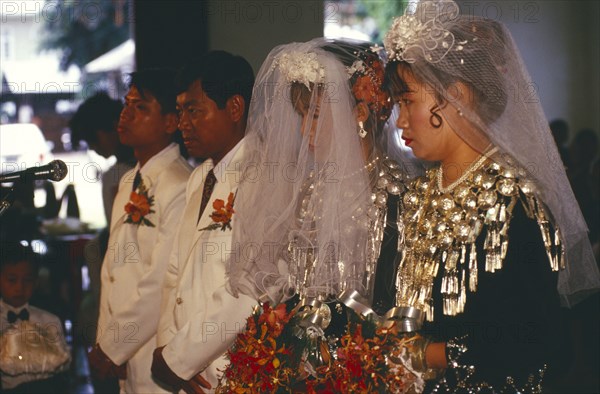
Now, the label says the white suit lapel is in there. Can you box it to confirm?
[109,167,137,235]
[185,142,246,262]
[178,186,204,262]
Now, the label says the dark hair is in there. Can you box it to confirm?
[383,61,410,100]
[322,40,371,68]
[384,62,444,129]
[0,242,39,275]
[177,51,254,117]
[69,92,122,147]
[128,68,178,114]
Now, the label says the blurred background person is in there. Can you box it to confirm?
[549,118,572,170]
[69,93,136,225]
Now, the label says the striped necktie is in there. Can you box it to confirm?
[198,169,217,223]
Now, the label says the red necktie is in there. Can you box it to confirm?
[198,169,217,223]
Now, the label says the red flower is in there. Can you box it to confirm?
[218,305,421,393]
[258,303,291,338]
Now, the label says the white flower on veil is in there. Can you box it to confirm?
[383,15,426,61]
[273,51,325,90]
[384,0,460,63]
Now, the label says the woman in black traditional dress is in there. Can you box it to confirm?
[381,0,600,392]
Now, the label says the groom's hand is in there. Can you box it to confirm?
[88,344,126,380]
[151,346,183,390]
[152,346,211,393]
[182,372,212,394]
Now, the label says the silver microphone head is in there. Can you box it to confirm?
[49,160,68,182]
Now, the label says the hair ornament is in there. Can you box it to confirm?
[347,52,392,122]
[346,59,366,77]
[384,0,461,63]
[272,51,325,91]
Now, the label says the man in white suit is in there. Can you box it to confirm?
[88,69,193,393]
[151,51,257,393]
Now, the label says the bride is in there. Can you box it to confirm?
[218,38,426,391]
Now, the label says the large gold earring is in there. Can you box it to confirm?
[358,121,367,138]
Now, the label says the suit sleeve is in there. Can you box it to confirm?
[98,188,186,364]
[161,287,257,380]
[156,225,182,347]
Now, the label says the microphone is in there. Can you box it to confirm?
[0,160,68,183]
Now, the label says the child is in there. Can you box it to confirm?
[0,242,71,393]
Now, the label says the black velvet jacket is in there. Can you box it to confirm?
[373,198,564,391]
[424,200,563,388]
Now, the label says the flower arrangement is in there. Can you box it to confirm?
[124,178,155,227]
[307,322,423,394]
[217,303,423,394]
[200,192,236,231]
[218,303,299,393]
[348,55,392,122]
[274,51,325,90]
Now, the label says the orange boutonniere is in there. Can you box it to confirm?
[200,192,236,231]
[124,179,155,227]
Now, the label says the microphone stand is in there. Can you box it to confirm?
[0,187,16,217]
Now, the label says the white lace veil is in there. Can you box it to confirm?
[228,38,386,304]
[383,0,599,306]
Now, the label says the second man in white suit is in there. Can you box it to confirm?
[152,51,257,393]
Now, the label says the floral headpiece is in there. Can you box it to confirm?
[347,51,392,122]
[273,51,325,91]
[384,0,462,64]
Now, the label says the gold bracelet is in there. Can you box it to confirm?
[408,336,444,381]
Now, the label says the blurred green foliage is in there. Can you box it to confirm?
[40,0,130,70]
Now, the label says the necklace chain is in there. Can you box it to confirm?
[437,147,498,193]
[339,155,380,181]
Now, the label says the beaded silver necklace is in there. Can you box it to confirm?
[287,156,407,301]
[395,156,564,320]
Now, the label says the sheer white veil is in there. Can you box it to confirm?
[383,0,599,306]
[228,38,380,304]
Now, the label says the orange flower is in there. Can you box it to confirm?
[350,56,392,123]
[126,192,151,220]
[204,192,236,231]
[124,179,155,227]
[218,305,421,393]
[352,75,374,103]
[258,303,291,337]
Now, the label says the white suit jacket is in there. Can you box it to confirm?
[157,140,257,388]
[97,143,192,393]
